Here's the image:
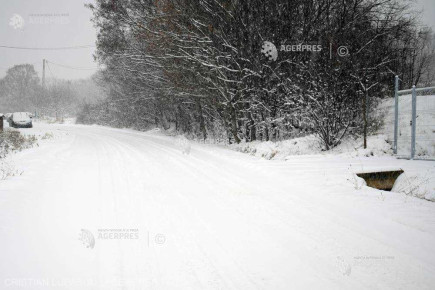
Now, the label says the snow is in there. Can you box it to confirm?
[231,95,435,161]
[231,135,322,159]
[230,96,435,201]
[231,134,394,160]
[0,122,435,289]
[11,112,32,122]
[175,135,191,155]
[392,170,435,201]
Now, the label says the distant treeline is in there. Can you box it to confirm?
[0,64,104,118]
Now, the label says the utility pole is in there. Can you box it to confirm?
[41,59,46,119]
[42,59,46,89]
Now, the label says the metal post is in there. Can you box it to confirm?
[411,85,417,159]
[393,76,399,154]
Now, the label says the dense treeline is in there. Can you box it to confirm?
[79,0,434,148]
[0,64,104,118]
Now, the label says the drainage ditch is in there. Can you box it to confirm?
[356,170,404,191]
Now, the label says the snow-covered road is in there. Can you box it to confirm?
[1,123,435,289]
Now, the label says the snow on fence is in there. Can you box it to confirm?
[393,75,435,160]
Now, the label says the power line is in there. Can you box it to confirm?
[46,60,100,71]
[0,45,95,50]
[0,60,100,75]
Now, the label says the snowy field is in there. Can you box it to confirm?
[0,122,435,289]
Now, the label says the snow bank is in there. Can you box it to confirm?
[0,128,37,157]
[332,134,393,158]
[231,134,393,160]
[228,96,434,201]
[231,135,322,160]
[392,169,435,201]
[175,135,191,155]
[35,116,76,125]
[230,134,434,201]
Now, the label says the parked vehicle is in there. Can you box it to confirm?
[10,112,33,128]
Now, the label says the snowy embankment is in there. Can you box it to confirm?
[0,123,39,180]
[231,134,393,160]
[232,136,434,201]
[0,122,435,289]
[230,96,435,201]
[0,120,69,182]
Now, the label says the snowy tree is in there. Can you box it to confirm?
[81,0,434,149]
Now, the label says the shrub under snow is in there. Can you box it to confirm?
[0,129,38,158]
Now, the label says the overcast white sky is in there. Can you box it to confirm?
[0,0,97,80]
[0,0,434,80]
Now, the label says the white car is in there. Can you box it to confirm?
[10,112,33,128]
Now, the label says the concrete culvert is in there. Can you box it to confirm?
[356,170,404,191]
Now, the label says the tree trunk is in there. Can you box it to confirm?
[229,105,241,143]
[363,91,367,149]
[196,99,207,140]
[248,112,256,141]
